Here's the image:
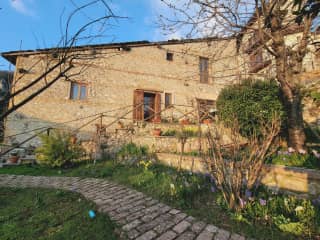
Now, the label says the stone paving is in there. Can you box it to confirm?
[0,174,247,240]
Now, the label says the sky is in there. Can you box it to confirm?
[0,0,175,70]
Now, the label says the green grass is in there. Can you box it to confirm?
[0,187,118,240]
[1,161,316,239]
[269,152,320,170]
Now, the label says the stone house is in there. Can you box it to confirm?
[1,30,319,149]
[1,38,239,147]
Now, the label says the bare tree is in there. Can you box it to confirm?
[0,0,122,121]
[159,0,320,151]
[206,116,280,211]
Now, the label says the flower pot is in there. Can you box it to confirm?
[202,119,212,124]
[70,136,77,144]
[9,155,19,164]
[117,121,124,129]
[180,119,190,125]
[152,118,161,124]
[153,128,161,136]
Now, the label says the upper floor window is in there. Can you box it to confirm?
[199,57,209,83]
[70,82,87,100]
[166,52,173,61]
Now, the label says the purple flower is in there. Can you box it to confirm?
[259,198,267,206]
[239,198,247,208]
[245,189,252,198]
[311,196,320,207]
[210,186,216,193]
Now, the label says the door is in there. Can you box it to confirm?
[133,90,161,122]
[133,90,144,121]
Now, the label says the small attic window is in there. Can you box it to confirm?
[166,52,173,61]
[18,68,28,74]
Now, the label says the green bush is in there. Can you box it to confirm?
[217,80,286,137]
[161,129,177,136]
[36,130,84,168]
[116,143,149,164]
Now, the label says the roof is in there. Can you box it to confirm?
[1,36,234,65]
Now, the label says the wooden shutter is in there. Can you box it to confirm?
[133,90,144,121]
[154,93,161,122]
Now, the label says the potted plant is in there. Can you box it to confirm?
[117,121,125,129]
[70,135,78,144]
[202,118,213,124]
[180,118,190,125]
[9,150,20,164]
[153,128,162,136]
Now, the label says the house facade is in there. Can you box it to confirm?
[1,38,239,146]
[1,29,320,148]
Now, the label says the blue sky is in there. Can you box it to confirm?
[0,0,172,70]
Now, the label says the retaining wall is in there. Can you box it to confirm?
[156,153,320,197]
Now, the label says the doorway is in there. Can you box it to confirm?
[143,92,156,121]
[133,90,161,122]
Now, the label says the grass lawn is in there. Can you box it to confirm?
[0,187,119,240]
[1,161,318,239]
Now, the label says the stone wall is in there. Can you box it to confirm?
[156,153,320,197]
[4,38,238,146]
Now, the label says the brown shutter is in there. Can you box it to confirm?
[133,90,144,121]
[154,93,161,122]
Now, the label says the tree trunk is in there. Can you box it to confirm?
[269,5,306,151]
[281,88,306,150]
[275,56,306,150]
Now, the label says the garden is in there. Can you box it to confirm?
[1,80,320,239]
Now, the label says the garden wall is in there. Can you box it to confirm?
[156,153,320,197]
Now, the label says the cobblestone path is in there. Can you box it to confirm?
[0,174,247,240]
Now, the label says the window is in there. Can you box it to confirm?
[197,99,216,121]
[166,52,173,61]
[249,49,271,73]
[250,49,263,69]
[165,93,172,108]
[199,57,209,83]
[70,82,87,100]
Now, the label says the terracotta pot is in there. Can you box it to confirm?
[9,156,19,164]
[202,119,212,124]
[70,136,77,144]
[152,118,161,124]
[153,128,161,136]
[180,119,190,125]
[117,122,124,129]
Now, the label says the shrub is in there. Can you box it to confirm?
[217,80,286,137]
[36,130,84,168]
[161,129,177,136]
[116,143,149,164]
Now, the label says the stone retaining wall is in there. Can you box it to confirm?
[156,153,320,197]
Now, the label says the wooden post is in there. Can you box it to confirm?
[94,114,103,164]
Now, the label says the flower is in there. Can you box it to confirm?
[295,206,304,212]
[210,186,216,193]
[312,150,320,159]
[245,189,252,198]
[259,198,267,206]
[170,183,175,189]
[239,198,247,208]
[288,147,295,153]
